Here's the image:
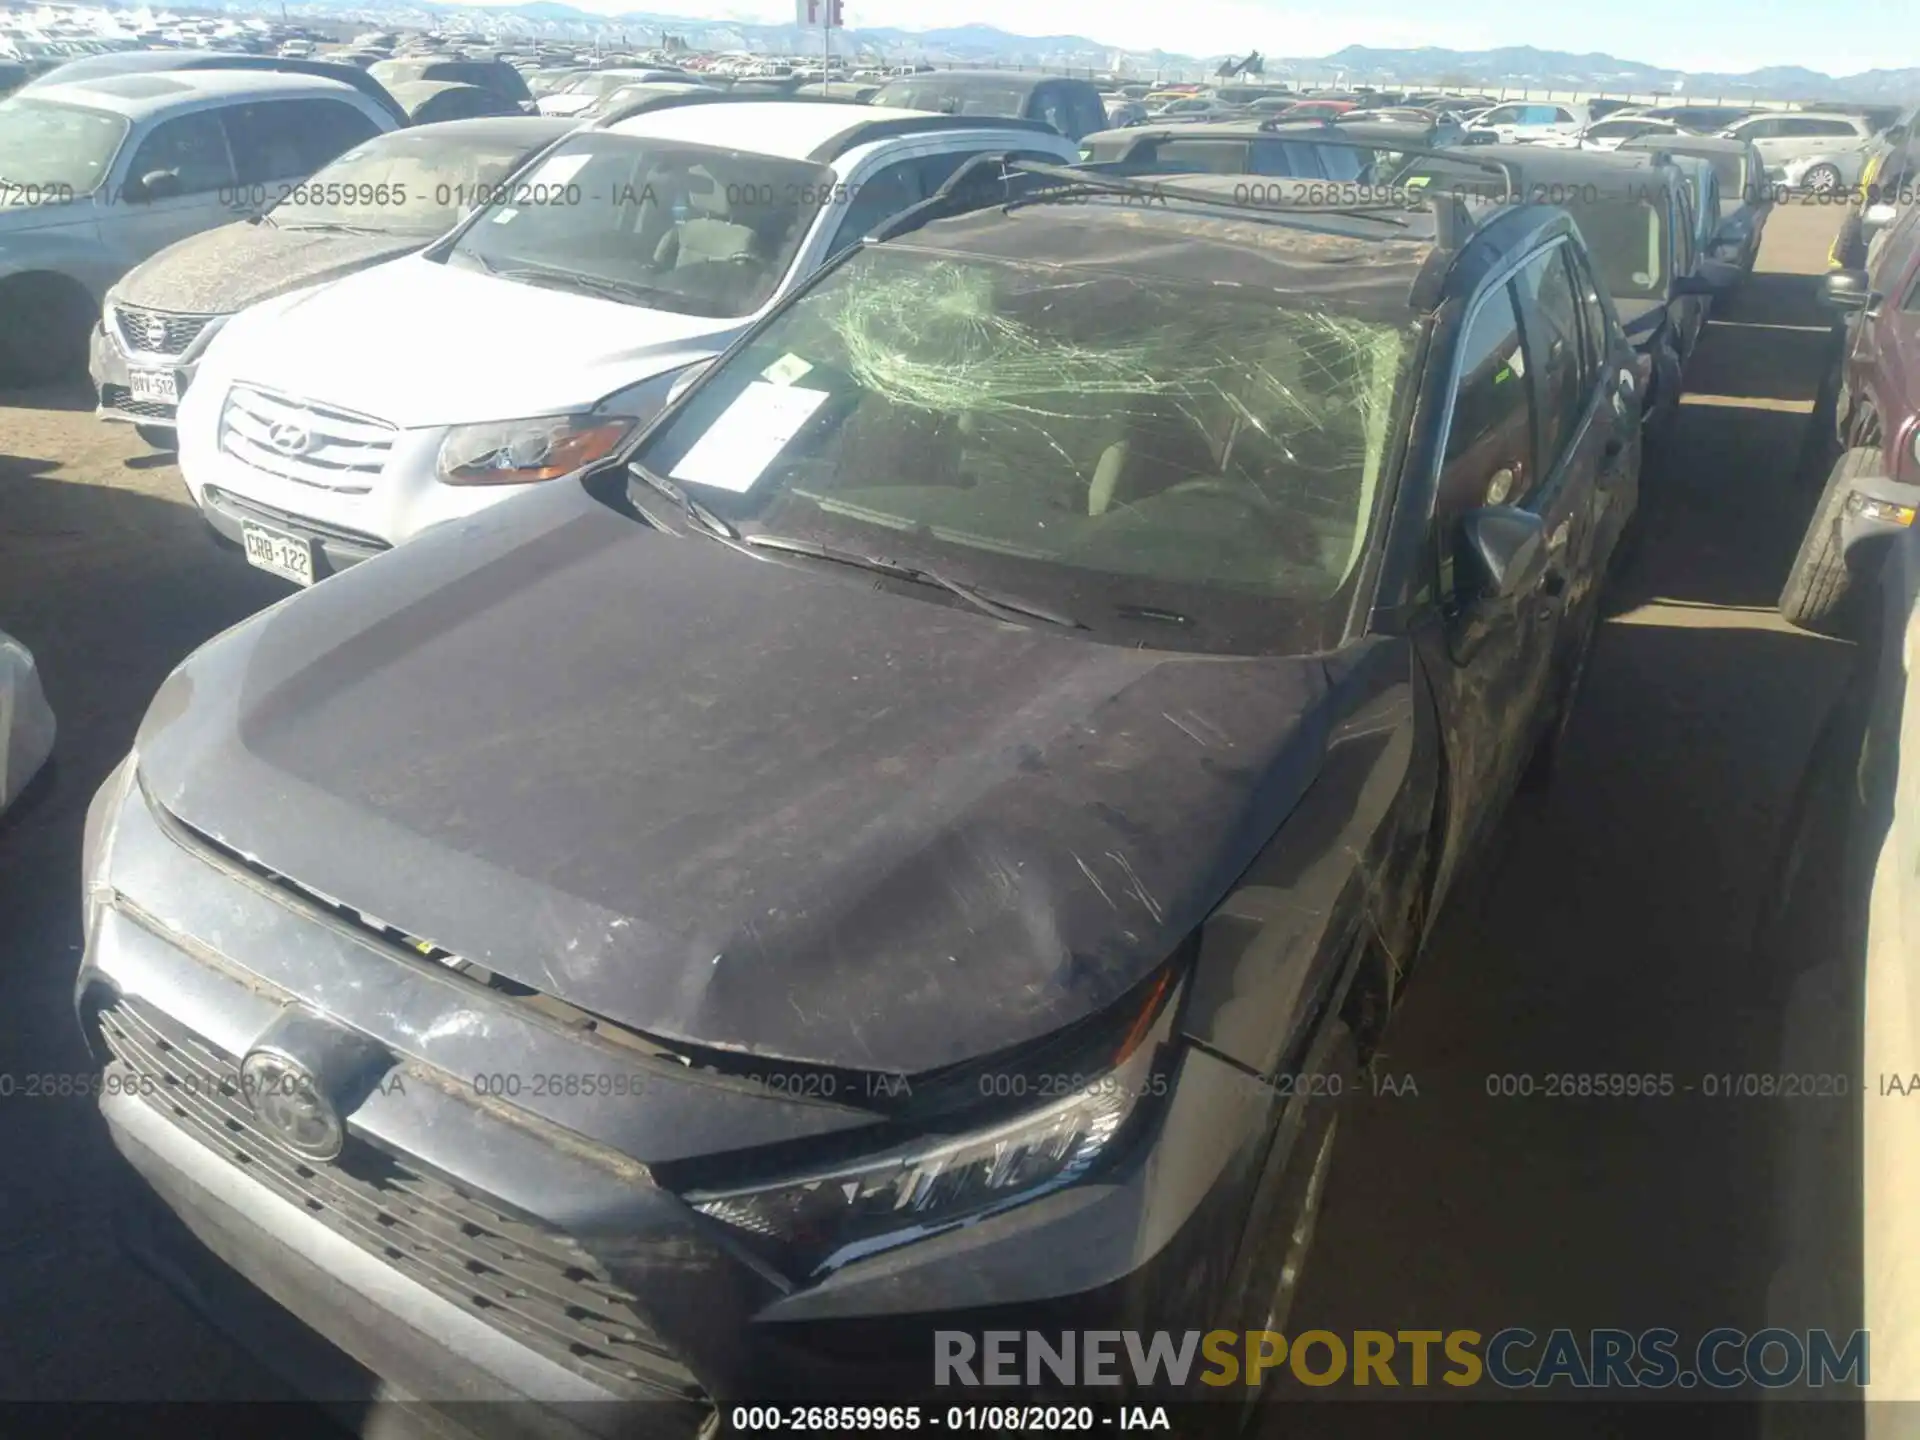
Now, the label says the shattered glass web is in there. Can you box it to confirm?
[813,259,1407,586]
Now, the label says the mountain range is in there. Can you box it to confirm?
[154,0,1920,101]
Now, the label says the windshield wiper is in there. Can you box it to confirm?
[627,462,740,541]
[482,262,666,307]
[277,220,388,235]
[741,535,1083,630]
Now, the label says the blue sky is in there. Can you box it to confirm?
[485,0,1912,75]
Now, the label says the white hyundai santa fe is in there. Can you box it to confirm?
[174,101,1079,584]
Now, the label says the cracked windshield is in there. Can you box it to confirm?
[636,243,1411,635]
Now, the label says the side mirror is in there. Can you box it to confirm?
[1864,201,1898,231]
[1458,505,1548,602]
[129,168,180,202]
[1819,267,1875,312]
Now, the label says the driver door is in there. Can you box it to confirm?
[1416,257,1572,902]
[107,107,239,270]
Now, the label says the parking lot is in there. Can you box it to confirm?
[0,199,1871,1417]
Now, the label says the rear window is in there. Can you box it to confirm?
[1563,197,1668,300]
[874,78,1028,119]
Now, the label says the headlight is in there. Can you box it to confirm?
[687,976,1178,1278]
[436,413,636,486]
[82,753,137,946]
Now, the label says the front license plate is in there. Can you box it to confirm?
[240,520,315,586]
[129,368,178,405]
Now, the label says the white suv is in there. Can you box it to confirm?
[1721,110,1877,182]
[1465,100,1604,145]
[175,102,1078,584]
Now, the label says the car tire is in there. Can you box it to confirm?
[0,274,94,388]
[1802,163,1844,193]
[1225,1013,1356,1421]
[1779,446,1875,637]
[134,424,176,451]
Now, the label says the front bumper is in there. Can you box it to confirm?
[175,379,572,564]
[90,311,220,430]
[77,767,1281,1420]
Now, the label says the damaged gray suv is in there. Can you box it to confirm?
[79,156,1639,1428]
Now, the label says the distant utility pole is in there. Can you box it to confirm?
[797,0,842,77]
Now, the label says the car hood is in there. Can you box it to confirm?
[134,480,1344,1074]
[210,255,736,427]
[113,221,430,316]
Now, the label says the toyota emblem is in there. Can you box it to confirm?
[267,421,312,456]
[145,316,168,349]
[236,1008,391,1163]
[239,1049,345,1160]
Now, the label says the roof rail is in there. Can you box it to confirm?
[806,112,1060,163]
[867,150,1513,245]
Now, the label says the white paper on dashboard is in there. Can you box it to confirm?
[527,152,591,187]
[669,382,830,493]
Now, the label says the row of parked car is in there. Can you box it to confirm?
[0,56,1800,1427]
[1117,81,1912,195]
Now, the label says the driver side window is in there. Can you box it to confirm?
[125,110,235,197]
[1436,282,1533,601]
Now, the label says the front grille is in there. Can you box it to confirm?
[101,384,176,421]
[114,304,216,357]
[219,385,395,493]
[97,996,702,1401]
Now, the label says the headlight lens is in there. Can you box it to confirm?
[436,413,636,486]
[688,981,1177,1278]
[81,754,137,945]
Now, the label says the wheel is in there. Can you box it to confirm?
[1779,446,1875,636]
[0,274,94,388]
[1225,1015,1356,1421]
[134,424,176,451]
[1803,163,1844,194]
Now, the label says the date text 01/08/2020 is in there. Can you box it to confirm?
[1482,1073,1852,1097]
[727,1406,1169,1431]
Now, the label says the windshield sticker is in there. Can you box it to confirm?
[491,206,519,224]
[761,353,815,387]
[527,152,591,187]
[670,382,829,493]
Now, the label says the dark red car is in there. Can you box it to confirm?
[1781,202,1920,634]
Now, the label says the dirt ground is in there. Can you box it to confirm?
[0,201,1870,1423]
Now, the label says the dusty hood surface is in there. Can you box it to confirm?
[211,255,735,427]
[135,481,1343,1073]
[114,220,430,315]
